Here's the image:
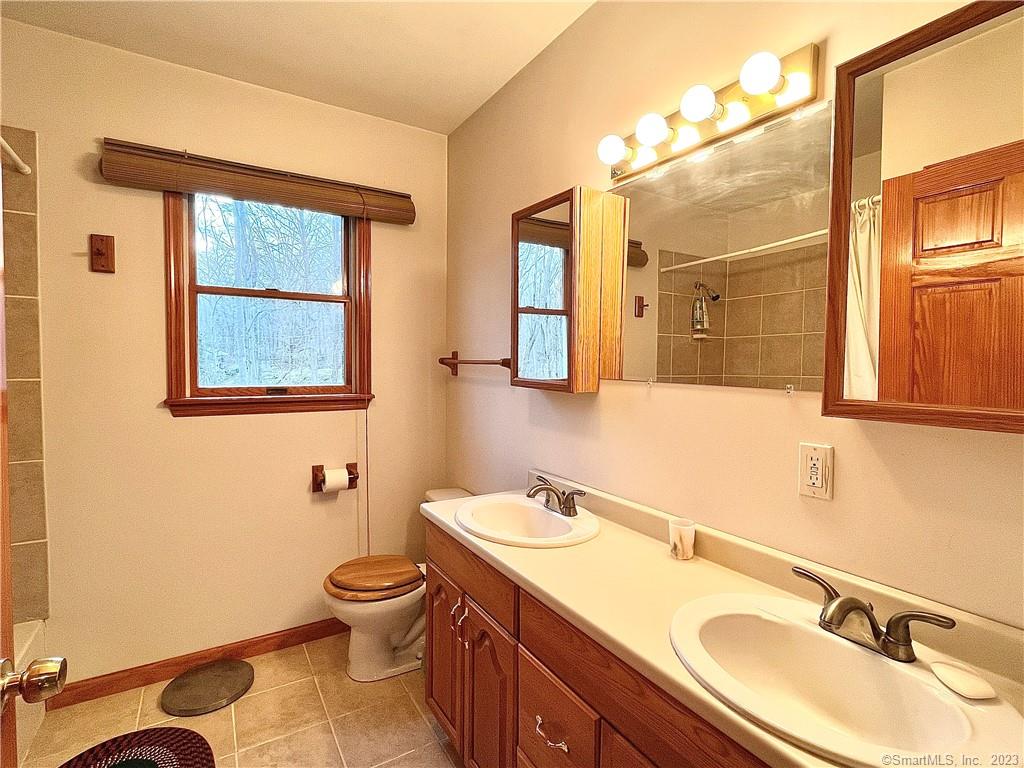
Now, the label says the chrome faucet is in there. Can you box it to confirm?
[792,566,955,662]
[526,476,585,518]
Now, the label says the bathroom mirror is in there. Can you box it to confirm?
[824,3,1024,433]
[614,104,832,390]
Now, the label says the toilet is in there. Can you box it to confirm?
[322,487,470,682]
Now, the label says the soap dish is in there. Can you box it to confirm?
[930,660,997,700]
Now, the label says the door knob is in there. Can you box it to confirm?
[0,656,68,711]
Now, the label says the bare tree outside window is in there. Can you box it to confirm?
[516,241,568,380]
[193,193,347,388]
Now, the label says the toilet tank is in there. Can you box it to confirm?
[424,487,471,503]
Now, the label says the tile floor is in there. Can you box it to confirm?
[24,633,456,768]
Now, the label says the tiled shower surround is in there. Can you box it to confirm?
[3,125,49,622]
[656,243,827,391]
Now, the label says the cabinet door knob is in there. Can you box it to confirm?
[535,715,569,753]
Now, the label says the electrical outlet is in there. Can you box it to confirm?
[799,443,834,500]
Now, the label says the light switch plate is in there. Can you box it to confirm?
[799,442,834,500]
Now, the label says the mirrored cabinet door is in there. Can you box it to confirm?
[824,2,1024,433]
[511,187,627,393]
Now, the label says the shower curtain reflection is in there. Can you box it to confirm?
[844,195,882,400]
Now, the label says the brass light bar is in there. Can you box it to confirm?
[608,44,820,183]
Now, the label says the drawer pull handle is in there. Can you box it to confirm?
[449,598,463,632]
[535,715,569,753]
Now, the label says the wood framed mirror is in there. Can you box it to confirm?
[823,1,1024,433]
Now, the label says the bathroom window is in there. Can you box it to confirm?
[163,191,372,416]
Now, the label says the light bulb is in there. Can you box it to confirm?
[680,85,723,123]
[740,52,785,95]
[631,145,657,170]
[716,101,751,131]
[597,134,629,165]
[775,71,812,107]
[635,113,670,147]
[671,125,701,151]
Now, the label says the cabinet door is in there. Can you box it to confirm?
[425,563,463,751]
[462,597,518,768]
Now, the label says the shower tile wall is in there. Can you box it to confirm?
[3,125,49,622]
[656,243,826,391]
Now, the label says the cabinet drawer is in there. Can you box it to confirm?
[600,723,654,768]
[520,592,768,768]
[518,648,600,768]
[426,520,518,634]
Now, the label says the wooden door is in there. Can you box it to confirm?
[462,597,517,768]
[878,140,1024,408]
[425,564,464,752]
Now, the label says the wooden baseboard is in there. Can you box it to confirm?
[47,618,348,711]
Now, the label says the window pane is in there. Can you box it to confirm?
[194,193,345,295]
[517,314,568,380]
[517,242,565,309]
[197,295,345,387]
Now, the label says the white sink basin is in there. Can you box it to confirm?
[455,494,599,548]
[670,594,1023,767]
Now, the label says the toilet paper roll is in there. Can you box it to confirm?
[322,467,353,492]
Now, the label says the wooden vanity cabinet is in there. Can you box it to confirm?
[425,564,464,750]
[462,599,518,768]
[599,724,655,768]
[426,523,520,768]
[425,521,768,768]
[518,648,600,768]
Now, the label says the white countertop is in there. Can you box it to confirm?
[421,492,835,768]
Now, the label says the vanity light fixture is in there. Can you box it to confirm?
[740,51,785,95]
[680,85,725,123]
[597,134,632,165]
[635,112,672,146]
[598,43,819,181]
[775,71,813,107]
[716,101,751,131]
[631,145,658,170]
[730,125,765,144]
[671,125,701,152]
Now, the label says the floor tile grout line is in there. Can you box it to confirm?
[234,718,334,761]
[372,746,418,768]
[305,642,348,768]
[400,676,438,738]
[134,687,144,731]
[230,701,238,758]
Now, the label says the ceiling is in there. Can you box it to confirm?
[1,1,591,134]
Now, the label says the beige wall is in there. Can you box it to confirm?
[1,21,448,679]
[447,2,1024,628]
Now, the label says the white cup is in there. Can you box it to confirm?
[669,518,696,560]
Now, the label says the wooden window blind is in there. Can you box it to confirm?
[100,138,415,225]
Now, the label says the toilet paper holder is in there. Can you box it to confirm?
[312,463,359,493]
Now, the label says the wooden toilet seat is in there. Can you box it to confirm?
[323,554,424,602]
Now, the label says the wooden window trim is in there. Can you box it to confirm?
[163,192,373,417]
[511,190,576,392]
